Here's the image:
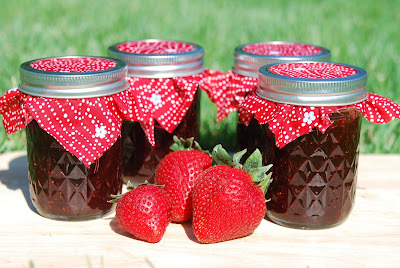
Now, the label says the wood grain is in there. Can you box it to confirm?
[0,152,399,268]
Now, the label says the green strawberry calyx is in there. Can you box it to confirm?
[108,180,164,203]
[169,135,209,154]
[212,145,273,195]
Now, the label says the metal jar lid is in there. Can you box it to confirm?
[108,39,205,78]
[19,56,129,98]
[257,61,368,106]
[233,41,331,78]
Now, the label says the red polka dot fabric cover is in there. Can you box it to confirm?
[242,42,323,56]
[199,70,258,122]
[239,62,400,148]
[0,88,132,167]
[0,57,133,167]
[0,54,225,166]
[117,71,220,146]
[239,92,400,148]
[30,57,117,72]
[200,42,331,122]
[268,62,357,79]
[109,40,226,146]
[116,40,196,54]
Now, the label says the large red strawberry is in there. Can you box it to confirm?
[110,182,172,243]
[154,136,213,223]
[192,145,272,244]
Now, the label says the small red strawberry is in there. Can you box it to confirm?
[110,182,172,243]
[154,136,213,223]
[192,145,272,244]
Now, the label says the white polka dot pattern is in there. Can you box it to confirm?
[199,70,258,121]
[0,88,33,133]
[238,93,400,148]
[269,62,357,79]
[30,57,117,72]
[0,89,132,167]
[0,70,222,161]
[243,43,322,56]
[116,40,195,54]
[123,70,218,146]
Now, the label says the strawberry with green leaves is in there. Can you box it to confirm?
[110,182,172,243]
[192,145,272,244]
[154,136,213,222]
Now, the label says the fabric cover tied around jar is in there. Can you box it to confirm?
[238,61,400,148]
[0,57,132,167]
[108,39,228,146]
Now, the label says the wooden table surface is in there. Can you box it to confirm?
[0,152,399,268]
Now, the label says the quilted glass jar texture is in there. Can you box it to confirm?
[263,109,362,228]
[26,121,123,220]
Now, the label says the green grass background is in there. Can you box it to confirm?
[0,0,399,153]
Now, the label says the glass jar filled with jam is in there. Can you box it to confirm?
[108,39,205,183]
[234,42,331,154]
[239,61,369,229]
[16,56,129,220]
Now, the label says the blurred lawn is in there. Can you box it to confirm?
[0,0,399,153]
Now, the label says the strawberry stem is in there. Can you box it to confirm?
[232,149,246,169]
[170,135,209,154]
[212,144,232,166]
[108,180,164,203]
[211,144,273,195]
[243,149,262,172]
[108,181,136,203]
[258,172,273,195]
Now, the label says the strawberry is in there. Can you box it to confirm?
[192,145,272,244]
[154,136,213,223]
[110,182,172,243]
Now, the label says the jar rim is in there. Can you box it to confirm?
[19,56,129,99]
[108,39,205,78]
[257,61,368,106]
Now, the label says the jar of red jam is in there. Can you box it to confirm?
[239,61,370,229]
[15,56,129,220]
[234,42,331,153]
[108,39,205,183]
[239,61,400,229]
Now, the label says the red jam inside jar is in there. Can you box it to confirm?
[263,109,362,229]
[26,120,123,220]
[122,91,200,183]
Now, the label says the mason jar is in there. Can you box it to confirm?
[108,39,204,183]
[234,41,331,153]
[239,61,368,229]
[18,56,129,220]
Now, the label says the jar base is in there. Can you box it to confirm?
[266,214,345,230]
[35,206,116,221]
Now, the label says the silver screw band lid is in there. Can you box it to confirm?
[19,56,129,98]
[233,41,331,78]
[108,39,205,78]
[257,61,368,106]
